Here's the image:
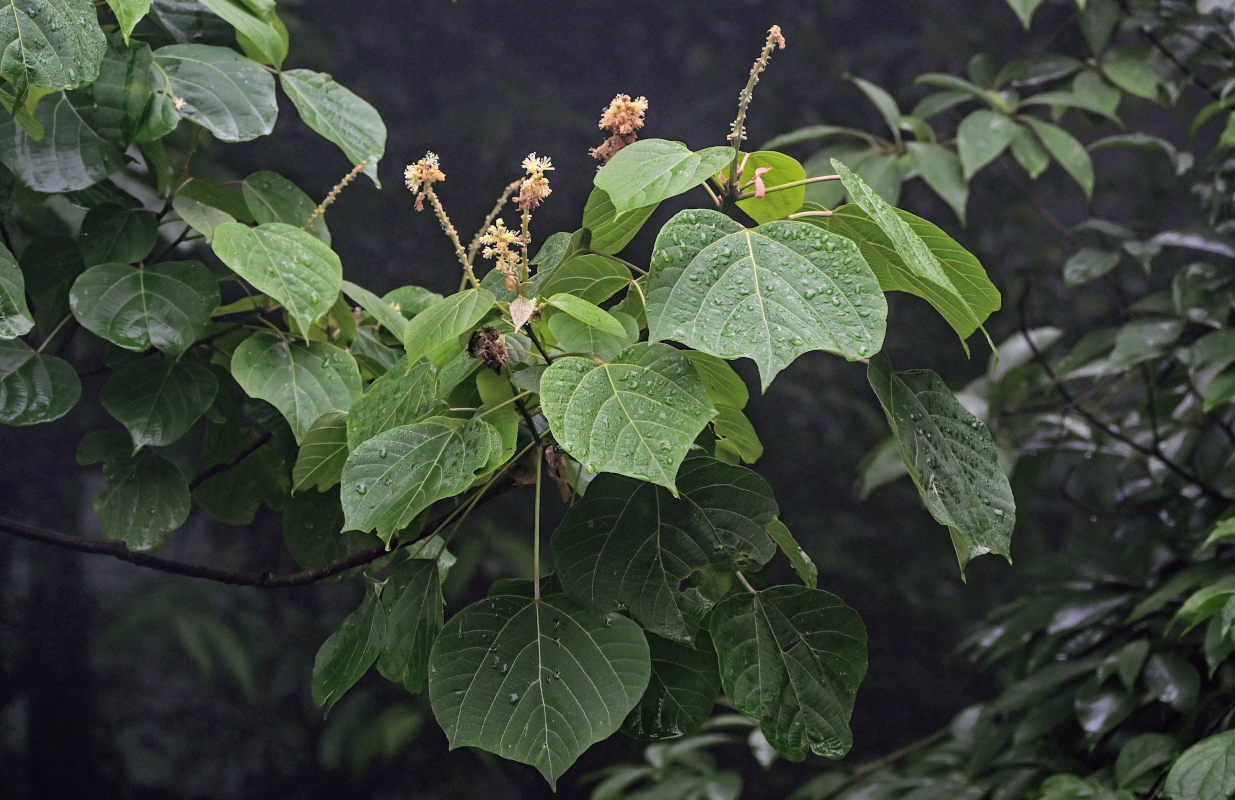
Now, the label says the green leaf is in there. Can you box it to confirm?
[0,0,106,93]
[402,288,495,363]
[79,204,158,266]
[867,353,1015,572]
[1164,730,1235,800]
[766,519,818,589]
[905,141,968,223]
[825,164,999,346]
[0,90,126,192]
[594,139,734,214]
[581,188,657,253]
[428,593,650,788]
[1006,0,1048,27]
[709,586,867,760]
[848,75,902,136]
[1022,117,1095,198]
[733,151,807,224]
[312,581,384,714]
[229,331,361,442]
[714,406,763,464]
[171,195,234,243]
[68,260,219,355]
[195,0,285,67]
[1010,123,1052,178]
[1065,247,1121,285]
[553,456,778,642]
[279,69,386,187]
[212,222,342,339]
[646,209,885,390]
[622,633,722,741]
[1101,48,1160,101]
[540,342,714,493]
[341,416,502,545]
[544,294,628,339]
[0,244,33,339]
[376,558,443,693]
[534,254,631,305]
[684,351,748,410]
[152,44,277,142]
[1116,734,1180,792]
[0,338,80,424]
[1074,680,1134,745]
[106,0,153,43]
[546,309,635,362]
[94,446,191,550]
[292,410,350,492]
[242,170,331,244]
[101,356,218,449]
[341,280,406,339]
[956,110,1018,180]
[346,355,441,448]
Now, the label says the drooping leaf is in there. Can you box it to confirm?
[195,0,285,67]
[376,558,443,693]
[713,406,763,464]
[581,188,657,253]
[229,331,361,442]
[1164,730,1235,800]
[684,351,748,410]
[905,141,968,223]
[312,580,384,715]
[346,355,442,448]
[280,69,386,187]
[765,519,818,589]
[0,0,106,93]
[242,170,330,243]
[867,353,1015,572]
[1006,0,1048,27]
[341,416,502,545]
[428,593,650,788]
[292,410,350,492]
[956,110,1018,179]
[0,90,127,192]
[0,244,33,339]
[151,44,277,142]
[107,0,154,43]
[553,456,778,642]
[622,633,722,741]
[1022,116,1095,198]
[595,139,734,214]
[646,209,885,390]
[100,356,218,449]
[540,342,714,492]
[212,221,342,339]
[341,279,406,338]
[709,586,868,761]
[94,446,191,550]
[79,204,158,266]
[68,260,219,354]
[0,338,80,424]
[402,288,495,364]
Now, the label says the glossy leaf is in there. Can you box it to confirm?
[709,586,867,761]
[1164,730,1235,800]
[100,356,217,449]
[868,353,1015,572]
[242,170,330,243]
[79,205,158,267]
[547,309,635,362]
[312,580,384,714]
[341,416,502,545]
[646,209,885,390]
[544,293,627,339]
[534,254,631,305]
[714,406,763,464]
[1117,733,1180,792]
[732,151,807,224]
[212,222,342,339]
[196,0,285,67]
[280,69,386,187]
[1022,116,1094,198]
[402,288,494,363]
[0,339,80,424]
[0,90,126,192]
[595,139,734,214]
[956,110,1017,180]
[292,410,350,492]
[540,342,714,492]
[766,519,818,589]
[684,351,748,410]
[553,456,778,641]
[0,245,33,339]
[346,355,440,448]
[107,0,153,43]
[622,633,722,741]
[68,260,219,355]
[0,0,106,93]
[581,188,656,253]
[428,593,650,788]
[376,558,443,693]
[94,447,191,550]
[152,44,277,142]
[229,332,361,442]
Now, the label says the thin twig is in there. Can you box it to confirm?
[813,729,949,799]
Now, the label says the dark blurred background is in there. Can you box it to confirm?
[0,1,1097,797]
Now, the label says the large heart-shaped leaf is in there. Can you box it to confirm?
[341,416,502,545]
[534,254,631,305]
[709,586,868,761]
[595,139,733,214]
[622,633,722,741]
[242,170,330,243]
[553,456,777,642]
[229,331,361,442]
[280,69,386,187]
[346,355,441,448]
[0,338,80,424]
[79,204,158,267]
[540,342,714,493]
[291,410,349,492]
[867,353,1014,572]
[212,221,341,339]
[0,244,33,339]
[402,288,495,363]
[0,0,106,93]
[93,446,191,551]
[0,90,126,192]
[100,356,218,449]
[646,209,885,390]
[152,44,277,142]
[820,204,999,344]
[428,593,650,788]
[69,260,219,354]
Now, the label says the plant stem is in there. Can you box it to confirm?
[725,27,786,202]
[736,571,757,594]
[734,173,841,201]
[533,445,543,599]
[34,314,72,354]
[427,191,480,288]
[468,179,522,265]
